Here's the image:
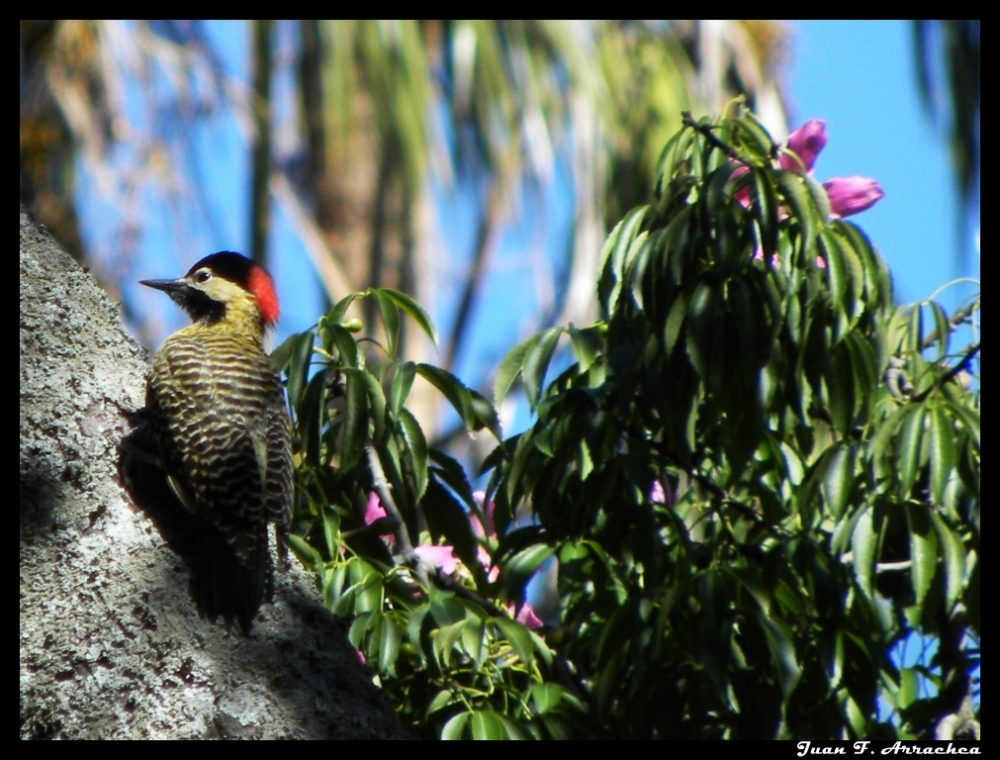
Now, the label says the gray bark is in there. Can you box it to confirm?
[20,207,406,739]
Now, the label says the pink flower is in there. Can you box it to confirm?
[356,649,367,665]
[781,119,827,173]
[512,602,544,630]
[823,176,885,219]
[732,165,753,207]
[735,119,883,222]
[413,545,461,575]
[470,491,496,539]
[649,479,675,506]
[365,492,388,525]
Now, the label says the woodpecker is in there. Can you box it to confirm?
[141,252,292,633]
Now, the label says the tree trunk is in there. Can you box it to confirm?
[19,206,406,739]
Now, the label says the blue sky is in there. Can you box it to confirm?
[112,21,978,375]
[789,21,978,308]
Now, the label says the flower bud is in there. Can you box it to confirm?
[823,176,885,218]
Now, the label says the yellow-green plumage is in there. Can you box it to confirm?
[143,252,291,632]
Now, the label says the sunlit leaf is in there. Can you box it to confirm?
[441,711,470,740]
[897,405,926,498]
[398,408,428,498]
[377,287,439,348]
[821,443,854,520]
[522,327,562,409]
[852,505,876,599]
[340,369,369,471]
[371,289,401,356]
[929,511,966,609]
[928,405,956,505]
[494,617,534,670]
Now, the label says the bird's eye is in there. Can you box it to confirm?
[195,269,212,283]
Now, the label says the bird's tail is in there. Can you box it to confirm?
[189,524,271,635]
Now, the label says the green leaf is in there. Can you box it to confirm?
[269,331,300,374]
[428,450,478,514]
[469,390,501,438]
[727,565,771,616]
[832,503,867,558]
[826,340,857,438]
[322,507,340,559]
[530,683,564,715]
[441,711,470,740]
[803,173,832,223]
[371,289,401,356]
[567,324,603,372]
[844,331,878,417]
[460,614,486,668]
[946,400,980,450]
[360,367,388,441]
[274,331,315,409]
[494,616,535,670]
[779,440,805,486]
[928,405,956,506]
[416,363,473,427]
[821,443,854,520]
[348,562,383,615]
[929,511,966,608]
[775,170,817,260]
[598,206,647,316]
[927,300,951,362]
[851,505,876,599]
[398,408,428,498]
[897,405,926,499]
[819,229,849,328]
[906,503,937,607]
[376,612,402,675]
[390,361,415,415]
[432,620,465,669]
[522,327,562,409]
[752,167,779,262]
[328,323,362,369]
[470,710,523,740]
[292,368,322,466]
[376,287,439,348]
[288,533,323,568]
[654,125,695,198]
[663,294,687,357]
[737,112,777,159]
[327,291,366,325]
[348,611,371,648]
[907,303,924,356]
[340,369,369,471]
[686,279,721,384]
[757,612,802,697]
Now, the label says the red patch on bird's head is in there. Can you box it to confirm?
[187,252,281,326]
[248,265,281,326]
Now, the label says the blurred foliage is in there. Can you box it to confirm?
[279,110,979,738]
[20,21,790,391]
[912,20,980,261]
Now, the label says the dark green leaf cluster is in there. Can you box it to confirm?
[276,111,979,739]
[274,288,585,739]
[485,110,979,738]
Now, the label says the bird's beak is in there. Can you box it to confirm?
[140,277,188,294]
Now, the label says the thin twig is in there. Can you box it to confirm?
[681,111,746,164]
[920,300,980,351]
[913,342,980,403]
[366,443,413,554]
